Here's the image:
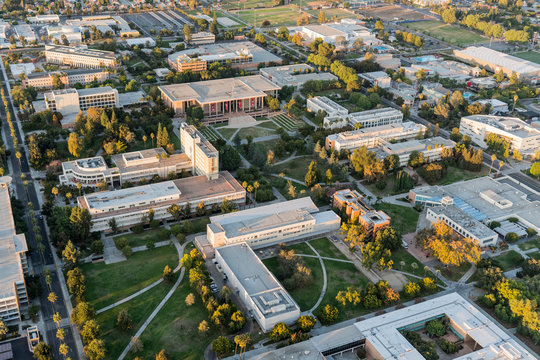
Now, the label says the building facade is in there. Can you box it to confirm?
[44,86,119,115]
[179,123,219,179]
[307,96,348,118]
[375,136,455,167]
[259,64,337,88]
[45,45,117,69]
[23,69,110,89]
[207,197,341,249]
[0,180,29,323]
[78,171,246,232]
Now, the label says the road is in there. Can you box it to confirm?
[0,61,81,360]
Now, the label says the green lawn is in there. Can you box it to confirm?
[309,237,348,261]
[391,248,428,277]
[435,263,472,282]
[272,114,302,132]
[234,5,307,27]
[492,250,525,271]
[518,238,540,251]
[306,8,353,20]
[221,0,277,10]
[271,156,349,184]
[257,121,279,130]
[373,203,420,234]
[216,127,238,141]
[403,21,487,46]
[135,281,221,360]
[435,165,489,186]
[263,256,324,311]
[363,176,399,198]
[80,245,179,309]
[288,242,315,255]
[268,176,309,201]
[316,260,371,322]
[513,51,540,65]
[241,140,291,162]
[200,126,221,142]
[170,132,182,151]
[236,125,278,140]
[97,281,173,360]
[528,251,540,260]
[181,218,211,235]
[113,229,170,248]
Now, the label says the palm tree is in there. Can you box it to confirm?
[150,132,155,147]
[489,154,496,174]
[59,343,69,359]
[247,185,254,207]
[253,181,260,206]
[234,333,251,359]
[15,151,22,170]
[53,312,62,327]
[56,328,65,342]
[51,187,58,199]
[77,182,82,196]
[497,160,504,177]
[143,135,148,148]
[411,262,418,272]
[400,261,406,270]
[424,265,430,276]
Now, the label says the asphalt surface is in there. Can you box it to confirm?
[0,70,80,360]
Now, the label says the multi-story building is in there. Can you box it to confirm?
[306,96,348,119]
[359,71,392,88]
[375,136,455,167]
[14,25,36,42]
[426,205,498,247]
[325,121,426,151]
[459,115,540,157]
[0,180,29,323]
[44,86,119,115]
[45,44,117,69]
[190,31,216,45]
[332,189,390,238]
[78,171,246,232]
[22,69,110,89]
[59,148,192,187]
[215,243,300,332]
[28,14,60,23]
[179,123,219,180]
[160,75,281,122]
[46,26,82,43]
[168,41,280,72]
[259,64,337,89]
[206,197,341,249]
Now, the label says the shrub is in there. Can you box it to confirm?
[122,245,132,258]
[425,319,446,337]
[505,232,519,242]
[183,220,194,234]
[146,240,155,249]
[150,219,160,229]
[90,240,104,254]
[170,224,182,236]
[438,339,460,354]
[317,304,338,325]
[269,322,291,342]
[422,277,437,292]
[131,224,144,233]
[176,233,186,244]
[296,315,317,332]
[375,180,387,190]
[526,228,537,237]
[115,237,129,250]
[480,293,497,308]
[404,282,420,298]
[159,228,171,239]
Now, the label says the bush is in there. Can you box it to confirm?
[170,224,182,236]
[375,180,387,190]
[480,293,497,308]
[438,339,460,354]
[526,228,537,237]
[176,233,186,244]
[269,322,291,342]
[115,237,129,250]
[404,282,420,298]
[122,245,132,258]
[146,240,155,249]
[159,228,171,239]
[317,304,338,325]
[296,315,317,332]
[505,232,519,242]
[183,220,194,234]
[131,224,144,233]
[150,219,160,229]
[425,319,446,337]
[90,240,104,254]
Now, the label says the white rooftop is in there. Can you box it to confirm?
[456,46,540,77]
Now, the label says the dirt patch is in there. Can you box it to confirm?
[358,5,436,21]
[380,271,408,291]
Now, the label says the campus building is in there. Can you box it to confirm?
[242,293,537,360]
[325,121,426,151]
[167,41,281,72]
[78,171,246,232]
[45,44,117,69]
[179,123,219,180]
[14,25,36,42]
[0,179,29,323]
[459,115,540,157]
[332,189,390,238]
[426,205,498,247]
[44,86,119,116]
[409,176,540,239]
[374,136,455,167]
[159,75,281,122]
[306,96,348,118]
[206,197,341,249]
[215,243,300,332]
[359,71,392,88]
[323,107,403,130]
[59,148,192,188]
[454,46,540,83]
[22,69,110,89]
[290,20,380,47]
[46,26,82,44]
[259,64,337,88]
[190,31,216,45]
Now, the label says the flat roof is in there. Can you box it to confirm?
[77,86,116,97]
[462,115,540,139]
[118,91,146,106]
[302,24,346,37]
[327,121,425,143]
[260,64,337,86]
[308,96,348,113]
[0,182,27,300]
[216,243,299,319]
[45,44,116,60]
[381,136,454,155]
[429,205,497,240]
[455,46,540,76]
[111,148,191,173]
[159,75,280,104]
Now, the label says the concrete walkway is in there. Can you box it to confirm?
[102,233,126,264]
[296,253,354,264]
[304,242,328,315]
[270,173,305,186]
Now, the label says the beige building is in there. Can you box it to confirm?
[78,171,246,232]
[160,75,280,122]
[22,69,110,90]
[180,123,219,179]
[374,136,455,167]
[44,86,119,115]
[45,44,117,69]
[0,179,29,323]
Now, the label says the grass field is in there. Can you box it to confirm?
[221,0,278,10]
[309,238,348,261]
[236,125,278,139]
[272,114,302,132]
[216,127,238,141]
[391,248,429,277]
[513,51,540,65]
[518,238,540,251]
[113,228,170,249]
[435,263,472,282]
[403,21,487,46]
[233,5,307,27]
[493,250,524,271]
[306,8,353,21]
[373,203,420,235]
[200,126,221,142]
[80,245,179,309]
[528,251,540,260]
[437,165,490,185]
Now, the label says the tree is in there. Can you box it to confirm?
[212,336,233,357]
[325,168,333,184]
[117,310,133,331]
[318,304,338,325]
[69,207,91,243]
[441,8,457,23]
[198,320,210,334]
[67,267,86,301]
[185,293,196,306]
[183,24,192,43]
[62,240,80,270]
[265,95,279,110]
[84,339,105,360]
[304,161,319,187]
[270,322,291,342]
[254,33,266,45]
[296,315,317,332]
[529,162,540,178]
[423,220,481,266]
[0,320,6,341]
[162,265,174,283]
[426,319,446,337]
[234,333,251,358]
[374,20,384,30]
[130,336,143,353]
[71,301,95,326]
[33,342,54,360]
[80,319,100,343]
[404,282,420,298]
[318,10,326,24]
[67,133,83,157]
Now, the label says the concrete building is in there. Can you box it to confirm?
[240,292,537,360]
[179,123,219,180]
[125,37,156,47]
[409,176,540,236]
[168,41,281,72]
[293,20,380,47]
[468,77,497,90]
[9,63,35,78]
[215,243,300,332]
[410,60,480,81]
[475,99,509,114]
[422,84,450,103]
[78,171,246,232]
[159,75,280,122]
[44,86,119,115]
[259,64,337,88]
[454,46,540,83]
[326,121,426,151]
[207,197,340,249]
[459,115,540,157]
[46,26,82,43]
[426,205,498,246]
[388,82,416,106]
[190,31,216,45]
[358,53,401,70]
[14,25,36,42]
[22,69,110,89]
[324,107,403,130]
[45,44,117,69]
[306,96,348,118]
[332,189,390,238]
[0,179,29,323]
[28,14,60,23]
[375,136,454,167]
[359,71,391,88]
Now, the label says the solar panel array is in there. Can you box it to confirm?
[453,197,487,221]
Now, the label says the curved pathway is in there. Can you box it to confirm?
[305,242,328,315]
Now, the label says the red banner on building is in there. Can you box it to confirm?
[238,100,242,109]
[211,103,215,112]
[225,101,228,111]
[251,98,255,107]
